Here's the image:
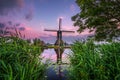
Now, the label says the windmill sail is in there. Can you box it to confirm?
[44,29,58,32]
[61,30,75,33]
[59,18,62,31]
[44,18,74,45]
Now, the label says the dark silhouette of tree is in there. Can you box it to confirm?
[33,38,45,46]
[33,38,40,45]
[72,0,120,41]
[27,39,31,43]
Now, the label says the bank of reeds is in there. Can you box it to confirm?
[69,40,120,80]
[0,36,47,80]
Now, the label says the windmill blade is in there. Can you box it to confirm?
[61,30,75,33]
[44,29,58,32]
[59,18,62,31]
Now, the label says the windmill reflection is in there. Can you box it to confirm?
[58,64,63,80]
[54,48,64,64]
[54,48,65,79]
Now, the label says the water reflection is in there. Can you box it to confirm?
[41,49,70,63]
[54,48,64,64]
[54,48,65,80]
[46,64,68,80]
[41,48,71,80]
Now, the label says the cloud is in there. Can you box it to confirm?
[18,27,26,31]
[0,0,24,15]
[8,21,12,25]
[0,23,5,28]
[25,0,34,21]
[25,8,34,21]
[70,4,75,12]
[0,21,26,36]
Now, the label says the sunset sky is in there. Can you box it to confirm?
[0,0,92,43]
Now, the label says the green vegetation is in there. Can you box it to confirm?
[72,0,120,41]
[0,36,47,80]
[69,40,120,80]
[70,0,120,79]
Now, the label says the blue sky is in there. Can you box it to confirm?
[0,0,92,43]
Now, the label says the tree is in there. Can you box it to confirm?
[72,0,120,41]
[33,38,45,46]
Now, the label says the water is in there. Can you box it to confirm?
[41,49,71,80]
[41,49,71,63]
[46,65,68,80]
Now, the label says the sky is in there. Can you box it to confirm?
[0,0,92,43]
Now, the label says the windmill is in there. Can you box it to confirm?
[44,18,74,64]
[44,18,74,46]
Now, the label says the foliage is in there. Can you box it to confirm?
[33,38,45,46]
[72,0,120,41]
[0,36,47,80]
[69,40,120,80]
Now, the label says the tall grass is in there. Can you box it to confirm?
[0,36,47,80]
[69,40,120,80]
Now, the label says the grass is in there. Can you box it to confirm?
[0,36,47,80]
[69,40,120,80]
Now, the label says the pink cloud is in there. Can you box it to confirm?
[0,20,93,40]
[60,25,94,36]
[80,29,94,35]
[59,25,77,36]
[7,23,41,39]
[43,25,93,37]
[11,22,56,39]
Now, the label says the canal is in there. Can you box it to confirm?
[41,49,71,80]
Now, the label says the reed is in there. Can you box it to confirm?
[69,40,120,80]
[0,36,47,80]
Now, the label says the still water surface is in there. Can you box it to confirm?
[41,49,71,80]
[41,49,71,63]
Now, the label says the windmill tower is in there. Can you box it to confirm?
[44,18,74,46]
